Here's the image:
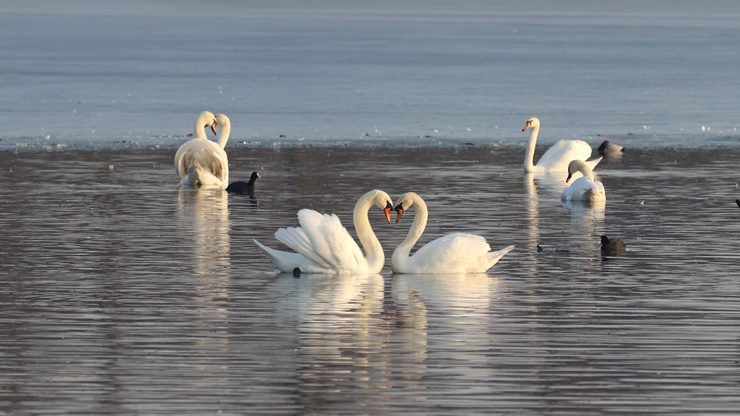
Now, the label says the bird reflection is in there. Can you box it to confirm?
[176,188,231,354]
[561,199,606,250]
[391,273,498,403]
[274,272,388,412]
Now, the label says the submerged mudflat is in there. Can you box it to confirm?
[1,145,739,414]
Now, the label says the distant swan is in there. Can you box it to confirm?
[392,192,514,274]
[522,116,601,175]
[174,112,231,189]
[561,160,606,202]
[254,190,393,275]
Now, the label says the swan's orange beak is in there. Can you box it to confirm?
[383,202,392,224]
[395,206,405,223]
[522,121,531,132]
[210,121,218,136]
[565,172,573,183]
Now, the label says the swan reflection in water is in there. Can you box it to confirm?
[274,272,389,411]
[273,271,498,412]
[391,273,498,403]
[176,188,231,356]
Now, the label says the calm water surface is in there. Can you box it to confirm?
[1,146,739,414]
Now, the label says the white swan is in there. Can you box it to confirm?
[522,116,601,175]
[391,192,515,274]
[174,112,231,189]
[561,160,606,202]
[254,189,393,275]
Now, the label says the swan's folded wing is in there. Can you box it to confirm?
[538,139,594,172]
[296,209,365,269]
[411,233,491,271]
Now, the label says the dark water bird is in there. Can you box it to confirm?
[601,235,626,256]
[736,199,740,209]
[597,140,625,157]
[226,171,260,194]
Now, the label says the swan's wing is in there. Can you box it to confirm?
[409,233,494,273]
[175,139,229,184]
[537,140,594,172]
[175,139,203,178]
[297,209,366,269]
[561,177,605,201]
[275,209,366,270]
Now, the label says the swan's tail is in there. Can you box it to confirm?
[179,163,223,189]
[254,239,304,273]
[485,244,515,269]
[585,157,603,171]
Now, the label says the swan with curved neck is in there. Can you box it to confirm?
[215,113,231,149]
[392,192,515,274]
[561,159,606,202]
[522,116,601,175]
[174,111,230,189]
[254,190,393,275]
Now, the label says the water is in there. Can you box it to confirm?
[1,146,740,414]
[2,3,740,149]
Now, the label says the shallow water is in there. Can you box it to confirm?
[1,146,739,414]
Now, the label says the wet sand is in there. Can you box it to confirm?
[1,145,739,414]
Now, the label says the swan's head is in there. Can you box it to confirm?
[565,159,588,182]
[197,111,218,135]
[522,117,540,132]
[215,113,231,131]
[393,192,419,223]
[362,189,393,223]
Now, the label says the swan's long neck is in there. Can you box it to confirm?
[194,116,208,139]
[524,125,539,172]
[578,163,595,180]
[353,193,384,272]
[217,121,231,149]
[393,194,428,267]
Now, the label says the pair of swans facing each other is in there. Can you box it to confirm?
[175,111,231,190]
[254,190,515,275]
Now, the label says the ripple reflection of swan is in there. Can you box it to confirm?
[254,190,393,275]
[274,272,389,404]
[522,116,601,175]
[391,192,514,274]
[176,189,230,361]
[175,112,231,189]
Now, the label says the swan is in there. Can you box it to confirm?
[174,112,231,189]
[597,139,625,157]
[522,116,601,175]
[391,192,515,274]
[254,189,393,275]
[561,160,606,202]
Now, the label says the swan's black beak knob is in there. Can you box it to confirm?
[394,203,405,223]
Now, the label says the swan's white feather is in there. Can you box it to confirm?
[401,233,514,274]
[175,139,229,189]
[537,139,600,172]
[561,176,606,202]
[263,209,368,274]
